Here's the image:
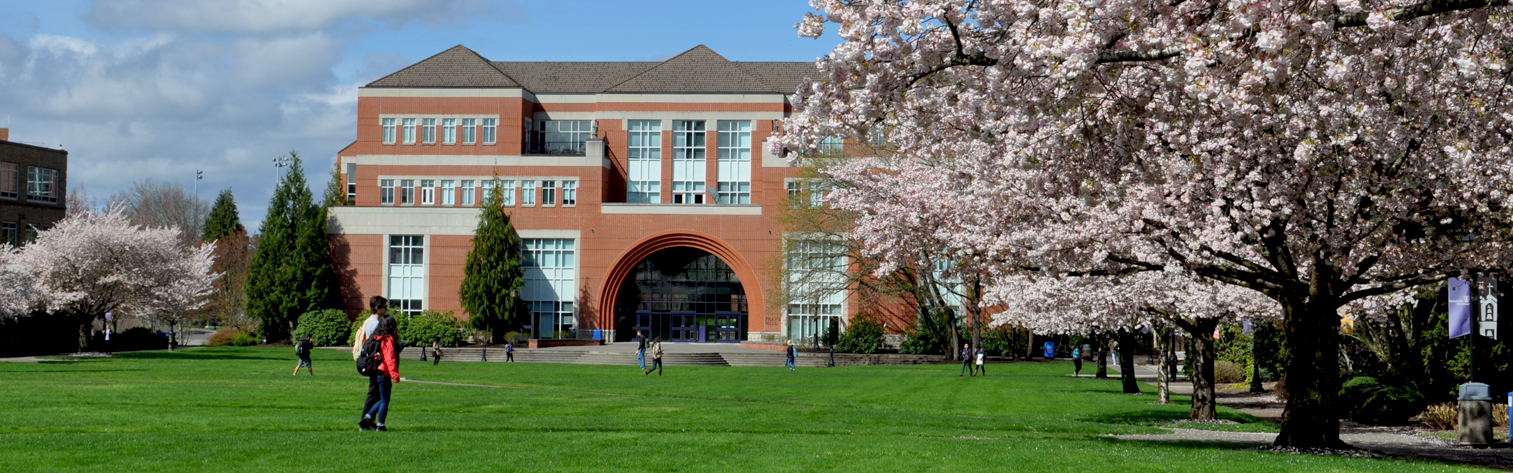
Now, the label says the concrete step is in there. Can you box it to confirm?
[661,353,729,366]
[721,353,785,367]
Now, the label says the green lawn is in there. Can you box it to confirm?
[0,347,1473,472]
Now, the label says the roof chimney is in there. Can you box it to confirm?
[0,128,8,142]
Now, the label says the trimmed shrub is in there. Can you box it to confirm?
[1340,376,1426,425]
[208,328,258,347]
[834,317,885,354]
[291,309,352,346]
[397,311,468,347]
[1214,360,1246,384]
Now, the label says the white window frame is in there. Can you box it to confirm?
[422,118,436,144]
[627,120,661,203]
[562,181,577,206]
[441,180,455,206]
[461,180,475,206]
[399,179,414,205]
[381,118,396,144]
[380,179,394,204]
[522,180,536,206]
[481,180,495,204]
[387,235,426,315]
[442,118,456,145]
[672,120,706,204]
[541,180,556,206]
[482,118,497,145]
[420,179,435,205]
[27,167,57,203]
[462,118,476,145]
[501,180,516,207]
[522,238,577,339]
[402,118,416,144]
[716,120,752,204]
[345,163,356,203]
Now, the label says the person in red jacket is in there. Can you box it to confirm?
[359,314,401,431]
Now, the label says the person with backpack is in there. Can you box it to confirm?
[352,297,382,361]
[1072,346,1083,376]
[785,339,796,371]
[505,341,514,362]
[431,338,441,366]
[643,337,663,376]
[292,336,314,376]
[358,313,401,431]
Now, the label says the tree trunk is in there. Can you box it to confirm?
[1187,318,1219,420]
[1095,334,1109,379]
[77,318,93,353]
[1273,296,1346,448]
[1119,329,1140,394]
[1157,326,1170,405]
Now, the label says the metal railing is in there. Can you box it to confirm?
[524,140,587,156]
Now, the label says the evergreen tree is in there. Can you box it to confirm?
[201,188,245,242]
[322,159,348,207]
[459,177,524,341]
[245,152,334,341]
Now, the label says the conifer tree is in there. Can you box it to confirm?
[459,177,524,341]
[201,189,244,242]
[245,152,334,341]
[322,159,348,207]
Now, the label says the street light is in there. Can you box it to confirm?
[194,169,203,198]
[272,155,292,188]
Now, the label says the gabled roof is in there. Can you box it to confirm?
[605,45,774,94]
[365,44,820,94]
[366,45,518,88]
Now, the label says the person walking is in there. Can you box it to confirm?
[643,337,663,376]
[292,336,314,376]
[1111,340,1120,366]
[636,330,647,371]
[357,296,388,428]
[785,340,797,371]
[431,338,442,366]
[359,311,401,432]
[505,341,514,362]
[960,343,973,377]
[1072,346,1083,376]
[975,346,986,376]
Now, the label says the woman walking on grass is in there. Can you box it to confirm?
[643,337,663,376]
[359,314,401,431]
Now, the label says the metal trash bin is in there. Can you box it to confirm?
[1459,382,1493,446]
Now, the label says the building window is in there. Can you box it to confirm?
[716,120,752,204]
[23,225,41,244]
[420,179,435,205]
[562,181,577,206]
[441,180,455,206]
[786,180,801,198]
[482,118,497,145]
[387,235,425,315]
[402,118,416,144]
[819,136,844,155]
[399,179,414,205]
[541,180,556,206]
[785,238,848,344]
[442,119,456,144]
[627,120,661,203]
[380,179,394,204]
[462,118,476,144]
[531,120,591,155]
[461,180,475,206]
[481,180,495,204]
[0,163,17,199]
[1,222,15,247]
[27,167,57,203]
[522,180,536,206]
[381,118,396,144]
[672,120,706,204]
[501,180,516,207]
[345,163,356,203]
[422,118,436,144]
[522,238,576,339]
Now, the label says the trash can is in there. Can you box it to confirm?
[592,329,602,340]
[1459,382,1493,446]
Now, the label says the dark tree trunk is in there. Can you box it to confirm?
[1273,296,1346,448]
[1119,329,1140,394]
[1187,318,1219,420]
[77,319,92,353]
[1095,334,1109,379]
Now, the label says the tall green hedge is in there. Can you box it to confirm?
[291,309,352,346]
[834,317,885,354]
[399,311,468,347]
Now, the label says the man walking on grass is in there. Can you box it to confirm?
[636,330,647,371]
[960,343,974,377]
[643,337,663,376]
[292,336,314,376]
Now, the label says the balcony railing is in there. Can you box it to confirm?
[524,140,587,156]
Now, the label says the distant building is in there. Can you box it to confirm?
[0,127,68,246]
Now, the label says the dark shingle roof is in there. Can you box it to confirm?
[366,45,518,88]
[365,44,820,94]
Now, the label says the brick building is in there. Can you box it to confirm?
[329,45,860,344]
[0,128,68,246]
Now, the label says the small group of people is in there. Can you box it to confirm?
[635,330,664,376]
[959,343,986,377]
[353,296,402,432]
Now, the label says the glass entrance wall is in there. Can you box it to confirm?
[615,247,748,342]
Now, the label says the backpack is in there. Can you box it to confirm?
[295,341,310,358]
[356,337,385,377]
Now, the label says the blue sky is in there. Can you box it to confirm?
[0,0,840,230]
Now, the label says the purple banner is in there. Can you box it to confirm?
[1450,277,1472,339]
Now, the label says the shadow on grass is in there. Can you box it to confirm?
[1081,408,1263,426]
[112,348,292,361]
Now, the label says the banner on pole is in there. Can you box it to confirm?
[1450,277,1472,339]
[1478,276,1498,340]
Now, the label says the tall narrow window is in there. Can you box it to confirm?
[482,118,497,144]
[399,179,414,205]
[0,163,17,199]
[345,163,356,203]
[501,180,516,207]
[26,167,57,203]
[381,118,396,144]
[442,119,456,144]
[522,238,576,339]
[461,180,475,206]
[562,181,577,206]
[716,120,752,204]
[481,180,495,204]
[672,120,706,204]
[541,180,556,206]
[402,118,416,144]
[380,179,395,204]
[462,118,476,144]
[422,118,436,144]
[0,222,14,246]
[522,180,536,206]
[627,120,661,203]
[441,180,455,206]
[420,179,435,205]
[387,235,425,315]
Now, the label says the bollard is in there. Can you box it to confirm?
[1459,382,1493,446]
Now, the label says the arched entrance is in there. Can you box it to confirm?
[598,231,761,343]
[614,247,747,342]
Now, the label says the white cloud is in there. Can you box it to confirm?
[86,0,504,34]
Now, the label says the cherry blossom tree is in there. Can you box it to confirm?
[0,245,41,318]
[780,0,1513,447]
[15,207,217,352]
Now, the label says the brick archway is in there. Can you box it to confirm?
[597,230,764,337]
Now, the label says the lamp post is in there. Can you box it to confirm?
[272,155,291,188]
[194,169,203,198]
